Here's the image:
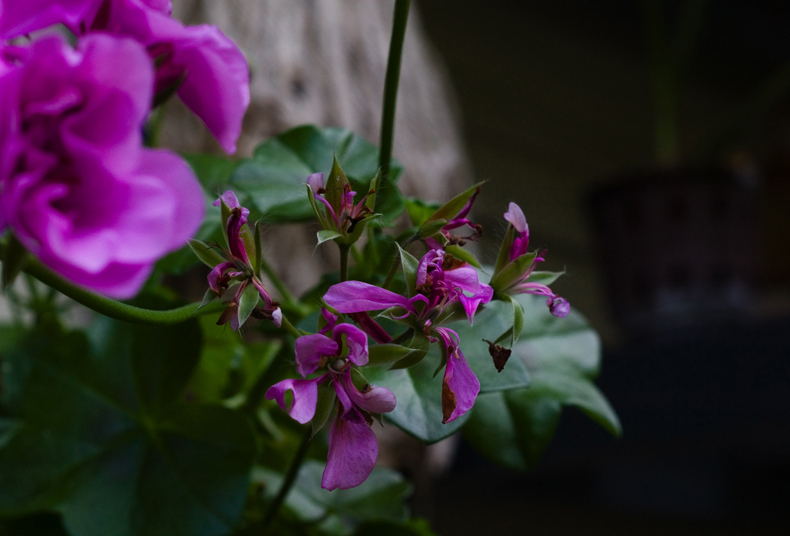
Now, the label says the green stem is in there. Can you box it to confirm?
[376,0,411,208]
[258,256,310,316]
[279,315,302,339]
[20,256,224,324]
[382,256,400,290]
[262,427,313,529]
[339,244,350,282]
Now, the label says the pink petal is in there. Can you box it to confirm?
[338,372,396,415]
[332,323,369,367]
[504,202,528,234]
[265,378,320,424]
[322,411,378,491]
[294,334,338,378]
[306,172,325,193]
[168,24,250,154]
[0,0,99,39]
[324,281,411,314]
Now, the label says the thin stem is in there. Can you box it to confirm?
[16,252,225,325]
[382,256,400,290]
[339,245,350,282]
[376,0,411,209]
[259,255,310,315]
[262,427,313,529]
[279,315,302,339]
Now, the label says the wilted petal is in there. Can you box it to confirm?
[324,281,412,314]
[208,261,235,295]
[442,348,480,424]
[332,323,369,366]
[265,378,320,424]
[294,334,338,378]
[322,410,378,491]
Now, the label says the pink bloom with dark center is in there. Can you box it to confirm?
[0,34,203,298]
[265,312,396,490]
[0,0,249,153]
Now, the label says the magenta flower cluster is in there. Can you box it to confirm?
[0,0,249,297]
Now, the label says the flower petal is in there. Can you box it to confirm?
[306,172,324,193]
[294,334,338,378]
[338,372,396,415]
[322,410,378,491]
[265,378,320,424]
[332,323,369,366]
[324,281,412,314]
[504,202,528,234]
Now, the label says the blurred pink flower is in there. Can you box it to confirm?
[0,0,249,153]
[0,34,203,298]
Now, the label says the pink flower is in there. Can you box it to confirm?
[323,248,492,424]
[0,0,249,153]
[265,312,396,490]
[208,191,281,330]
[498,202,570,318]
[0,34,203,298]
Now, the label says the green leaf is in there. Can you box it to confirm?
[311,383,336,436]
[1,234,28,290]
[368,343,416,366]
[253,221,263,277]
[187,239,226,269]
[450,299,531,393]
[525,270,564,286]
[389,331,430,370]
[0,319,256,536]
[493,225,516,276]
[444,245,483,269]
[417,219,446,240]
[237,282,260,328]
[363,354,469,444]
[396,244,419,297]
[257,461,410,525]
[188,316,281,403]
[404,198,441,227]
[230,125,404,225]
[463,294,620,471]
[324,156,348,217]
[492,294,525,347]
[316,230,343,246]
[182,153,239,193]
[425,182,483,223]
[489,252,537,293]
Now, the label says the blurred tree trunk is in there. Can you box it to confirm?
[164,0,470,296]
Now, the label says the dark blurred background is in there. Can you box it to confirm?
[415,0,790,533]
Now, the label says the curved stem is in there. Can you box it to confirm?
[262,427,313,529]
[376,0,411,209]
[279,315,303,339]
[21,256,225,325]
